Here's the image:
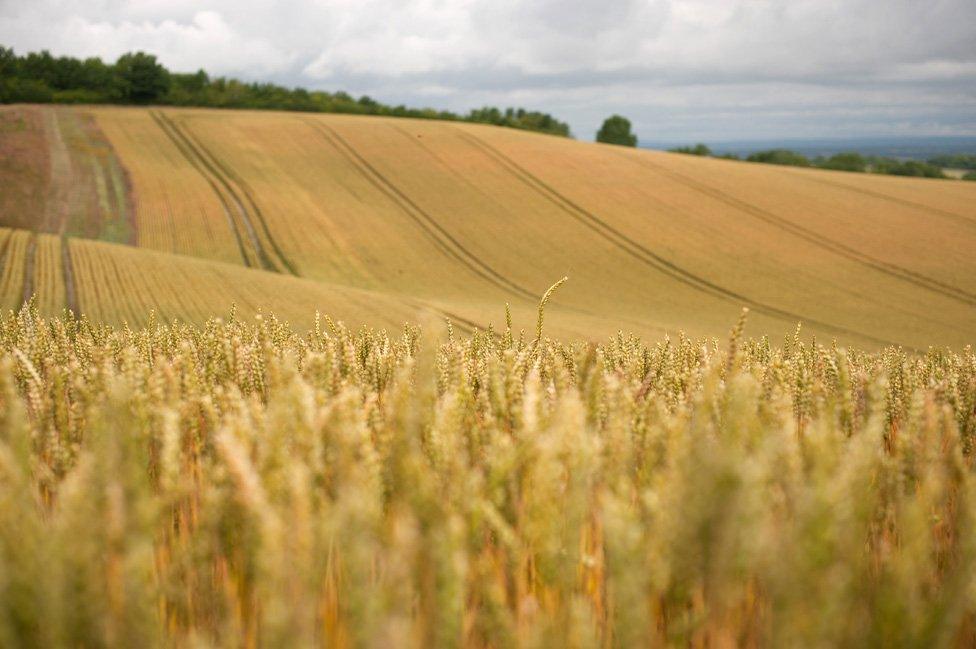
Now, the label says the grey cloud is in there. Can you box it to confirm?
[0,0,973,140]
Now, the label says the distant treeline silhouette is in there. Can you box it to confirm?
[0,46,572,137]
[667,143,971,179]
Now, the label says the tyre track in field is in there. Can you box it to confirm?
[0,231,10,267]
[155,111,277,271]
[61,236,78,314]
[401,297,482,335]
[150,110,254,268]
[304,119,540,303]
[387,123,670,334]
[785,171,976,229]
[454,129,904,348]
[313,120,636,335]
[0,232,12,303]
[21,233,37,306]
[623,152,976,307]
[42,108,73,235]
[173,119,301,276]
[101,127,139,246]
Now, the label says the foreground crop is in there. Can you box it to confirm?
[0,305,974,647]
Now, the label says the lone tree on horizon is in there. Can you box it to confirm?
[596,115,637,147]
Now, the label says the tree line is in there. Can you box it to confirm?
[928,154,976,176]
[0,47,572,137]
[668,143,975,180]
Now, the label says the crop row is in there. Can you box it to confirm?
[90,108,245,265]
[0,228,78,316]
[0,226,442,330]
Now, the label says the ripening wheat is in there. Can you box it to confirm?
[0,300,974,648]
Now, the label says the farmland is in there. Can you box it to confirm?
[0,304,974,646]
[1,105,974,348]
[1,102,976,647]
[0,226,458,331]
[6,0,976,641]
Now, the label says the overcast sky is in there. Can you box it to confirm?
[2,0,975,142]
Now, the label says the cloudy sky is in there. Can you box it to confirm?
[2,0,975,141]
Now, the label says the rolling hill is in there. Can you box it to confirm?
[1,104,975,348]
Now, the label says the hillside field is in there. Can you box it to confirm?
[2,103,976,647]
[1,104,975,347]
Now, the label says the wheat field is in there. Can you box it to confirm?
[0,298,974,647]
[3,102,976,647]
[2,105,975,348]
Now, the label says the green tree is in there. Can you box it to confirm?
[928,154,976,170]
[114,52,170,104]
[0,46,16,77]
[596,115,637,147]
[669,143,711,156]
[868,157,945,178]
[80,57,117,96]
[746,149,810,167]
[171,69,209,93]
[817,152,867,172]
[886,160,945,178]
[20,50,58,87]
[0,49,52,103]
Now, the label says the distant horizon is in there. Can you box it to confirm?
[640,135,976,161]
